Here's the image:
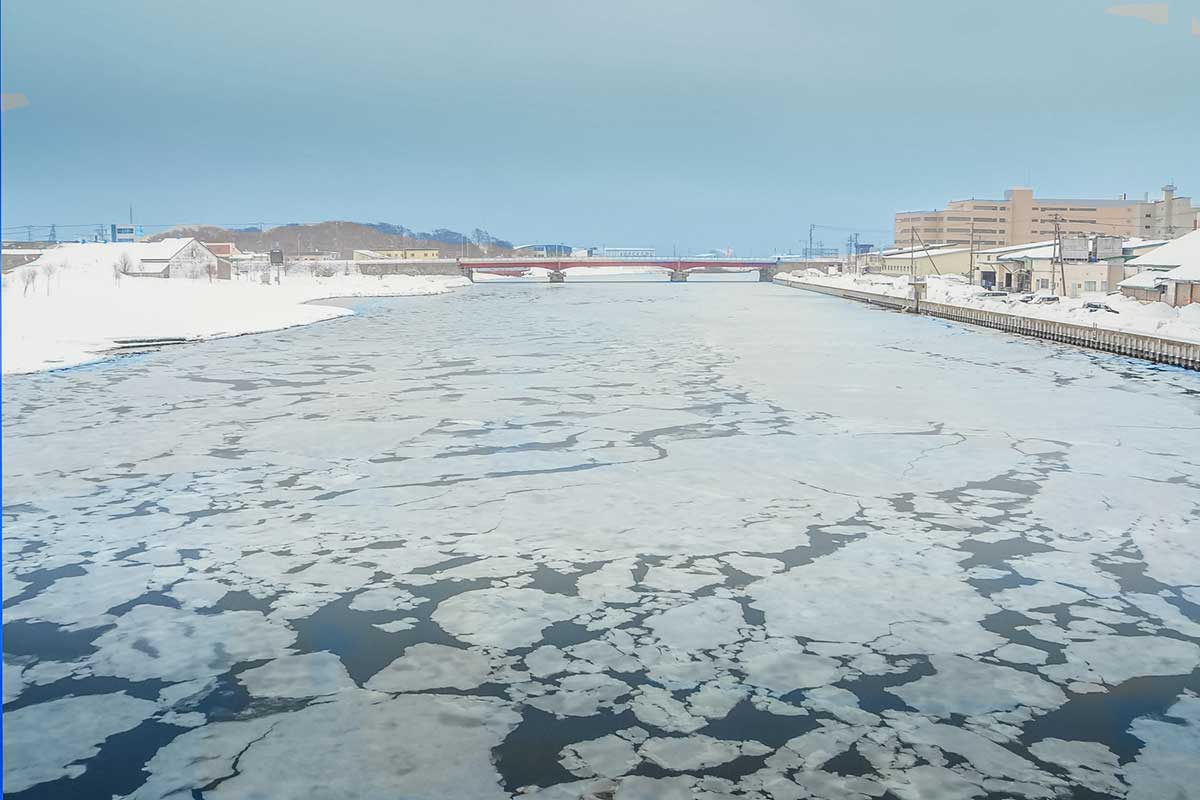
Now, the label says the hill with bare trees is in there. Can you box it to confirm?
[148,222,514,258]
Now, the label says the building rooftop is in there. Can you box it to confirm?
[976,240,1056,255]
[1126,229,1200,268]
[882,246,971,259]
[1118,270,1171,289]
[997,237,1153,262]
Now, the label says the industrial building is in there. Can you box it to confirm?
[895,185,1200,249]
[513,244,573,257]
[352,248,441,261]
[859,245,973,277]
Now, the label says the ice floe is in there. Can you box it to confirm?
[87,604,295,682]
[431,587,594,648]
[3,692,158,794]
[237,651,356,698]
[367,643,493,692]
[889,655,1066,716]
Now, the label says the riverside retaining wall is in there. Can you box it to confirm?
[776,276,1200,371]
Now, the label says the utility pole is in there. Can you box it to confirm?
[910,229,915,276]
[808,224,815,260]
[969,222,976,286]
[1052,214,1066,296]
[912,230,942,275]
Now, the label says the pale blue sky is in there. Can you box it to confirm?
[2,0,1198,253]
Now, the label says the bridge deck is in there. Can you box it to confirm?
[461,258,778,272]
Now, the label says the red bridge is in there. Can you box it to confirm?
[459,257,782,283]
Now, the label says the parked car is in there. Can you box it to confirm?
[978,291,1009,298]
[1030,295,1060,305]
[1082,301,1119,313]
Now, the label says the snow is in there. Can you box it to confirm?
[779,271,1200,343]
[1,250,469,374]
[1126,228,1200,267]
[1118,269,1170,289]
[1162,260,1200,281]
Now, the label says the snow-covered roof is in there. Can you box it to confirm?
[1,248,53,256]
[1123,238,1170,251]
[19,239,204,274]
[998,244,1059,261]
[1118,270,1170,289]
[881,246,970,259]
[998,236,1158,262]
[1161,262,1200,282]
[1126,229,1200,268]
[977,240,1055,255]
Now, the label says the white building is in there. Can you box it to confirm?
[600,247,655,258]
[22,238,220,279]
[1119,230,1200,306]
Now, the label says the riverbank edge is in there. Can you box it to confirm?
[774,275,1200,371]
[3,281,470,377]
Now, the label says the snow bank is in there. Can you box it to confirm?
[782,272,1200,344]
[2,258,469,374]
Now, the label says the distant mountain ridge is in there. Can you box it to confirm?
[149,221,513,258]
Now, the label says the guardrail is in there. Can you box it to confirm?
[775,276,1200,371]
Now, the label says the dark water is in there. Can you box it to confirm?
[3,276,1199,799]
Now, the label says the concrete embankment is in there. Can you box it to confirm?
[775,276,1200,371]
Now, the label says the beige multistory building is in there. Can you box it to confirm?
[895,186,1199,249]
[352,248,441,260]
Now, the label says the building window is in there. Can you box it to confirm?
[1038,278,1050,289]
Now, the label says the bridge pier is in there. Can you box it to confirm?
[463,267,475,283]
[669,269,688,282]
[548,271,566,283]
[759,265,778,282]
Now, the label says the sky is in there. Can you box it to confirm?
[2,0,1198,254]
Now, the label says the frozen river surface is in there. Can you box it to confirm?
[3,277,1200,799]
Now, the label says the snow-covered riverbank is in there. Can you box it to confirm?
[782,271,1200,344]
[2,268,469,375]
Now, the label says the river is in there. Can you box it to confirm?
[3,275,1199,799]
